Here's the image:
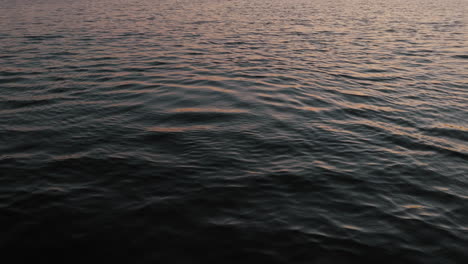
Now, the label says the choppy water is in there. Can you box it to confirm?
[1,0,467,262]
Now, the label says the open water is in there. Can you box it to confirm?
[0,0,467,263]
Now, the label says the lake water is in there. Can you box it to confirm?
[0,0,467,263]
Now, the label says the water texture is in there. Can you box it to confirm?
[0,0,467,263]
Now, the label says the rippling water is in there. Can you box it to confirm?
[1,0,467,262]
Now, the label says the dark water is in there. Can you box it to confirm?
[1,0,467,262]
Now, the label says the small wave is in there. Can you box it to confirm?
[452,55,468,59]
[147,125,215,133]
[169,107,249,114]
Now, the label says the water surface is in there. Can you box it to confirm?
[1,0,467,263]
